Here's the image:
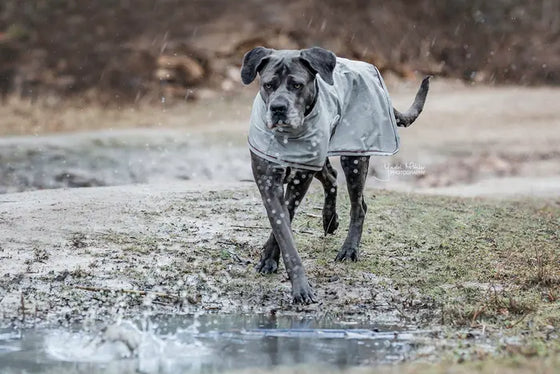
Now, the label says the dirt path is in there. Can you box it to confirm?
[371,81,560,196]
[1,81,559,197]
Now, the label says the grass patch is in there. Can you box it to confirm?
[297,187,559,337]
[364,355,560,374]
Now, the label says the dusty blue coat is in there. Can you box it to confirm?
[248,57,399,171]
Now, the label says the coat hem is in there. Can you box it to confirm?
[327,146,399,157]
[248,141,324,171]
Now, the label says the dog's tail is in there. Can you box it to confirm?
[393,75,431,127]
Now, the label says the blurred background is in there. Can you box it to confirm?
[0,0,559,196]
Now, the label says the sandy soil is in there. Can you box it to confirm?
[1,79,559,197]
[372,80,560,196]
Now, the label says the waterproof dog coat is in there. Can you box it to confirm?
[248,57,399,171]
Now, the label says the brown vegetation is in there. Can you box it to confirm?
[0,0,559,104]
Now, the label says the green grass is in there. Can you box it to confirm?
[295,188,559,354]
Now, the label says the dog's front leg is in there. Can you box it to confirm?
[251,153,316,304]
[257,168,315,274]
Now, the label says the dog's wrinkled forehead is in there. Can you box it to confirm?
[260,51,311,82]
[241,47,336,86]
[269,49,301,60]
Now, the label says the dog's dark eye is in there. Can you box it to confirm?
[264,83,273,90]
[293,83,302,89]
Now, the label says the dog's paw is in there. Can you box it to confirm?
[323,211,339,235]
[256,258,278,274]
[292,282,316,304]
[335,245,359,262]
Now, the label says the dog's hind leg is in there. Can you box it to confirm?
[256,169,315,274]
[257,234,282,274]
[314,158,339,235]
[335,156,369,262]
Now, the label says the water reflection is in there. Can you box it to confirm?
[0,314,426,374]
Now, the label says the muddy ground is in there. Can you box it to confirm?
[0,81,559,370]
[0,182,558,365]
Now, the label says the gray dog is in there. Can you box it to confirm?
[241,46,430,303]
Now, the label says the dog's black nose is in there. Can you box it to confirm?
[270,103,288,114]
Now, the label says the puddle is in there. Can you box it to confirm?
[0,314,427,373]
[0,129,251,194]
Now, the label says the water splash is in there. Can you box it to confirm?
[1,315,427,373]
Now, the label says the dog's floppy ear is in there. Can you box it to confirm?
[241,47,273,85]
[300,47,336,85]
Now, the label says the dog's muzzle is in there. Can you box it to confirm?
[266,110,304,131]
[268,102,288,128]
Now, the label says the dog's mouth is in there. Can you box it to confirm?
[267,119,305,132]
[266,110,304,131]
[267,120,290,130]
